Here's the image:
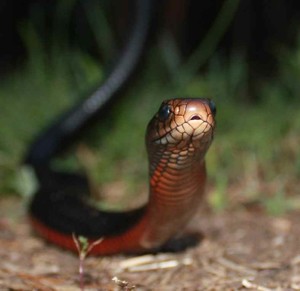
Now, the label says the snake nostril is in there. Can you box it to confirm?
[190,115,201,120]
[208,100,216,116]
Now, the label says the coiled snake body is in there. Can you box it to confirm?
[29,98,216,255]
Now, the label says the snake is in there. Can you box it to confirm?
[25,0,216,255]
[29,98,216,255]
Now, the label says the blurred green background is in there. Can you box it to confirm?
[0,0,300,214]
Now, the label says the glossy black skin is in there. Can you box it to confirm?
[27,0,152,239]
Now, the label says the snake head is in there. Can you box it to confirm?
[146,98,216,152]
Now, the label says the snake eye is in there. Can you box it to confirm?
[158,104,171,120]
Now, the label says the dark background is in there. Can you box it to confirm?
[2,0,300,98]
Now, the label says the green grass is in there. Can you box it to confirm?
[1,2,300,215]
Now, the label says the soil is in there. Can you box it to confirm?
[0,197,299,290]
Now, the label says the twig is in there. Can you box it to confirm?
[217,257,257,276]
[118,254,193,272]
[242,279,274,291]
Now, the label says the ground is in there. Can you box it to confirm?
[0,197,299,290]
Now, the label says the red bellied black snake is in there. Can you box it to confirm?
[29,98,216,255]
[25,0,216,255]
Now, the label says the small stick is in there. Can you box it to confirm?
[242,279,273,291]
[112,276,136,291]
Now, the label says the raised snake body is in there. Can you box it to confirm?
[29,98,216,255]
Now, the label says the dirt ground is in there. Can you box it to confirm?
[0,197,299,291]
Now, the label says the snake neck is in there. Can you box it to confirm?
[138,143,207,249]
[149,144,206,195]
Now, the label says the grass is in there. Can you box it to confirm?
[1,2,300,215]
